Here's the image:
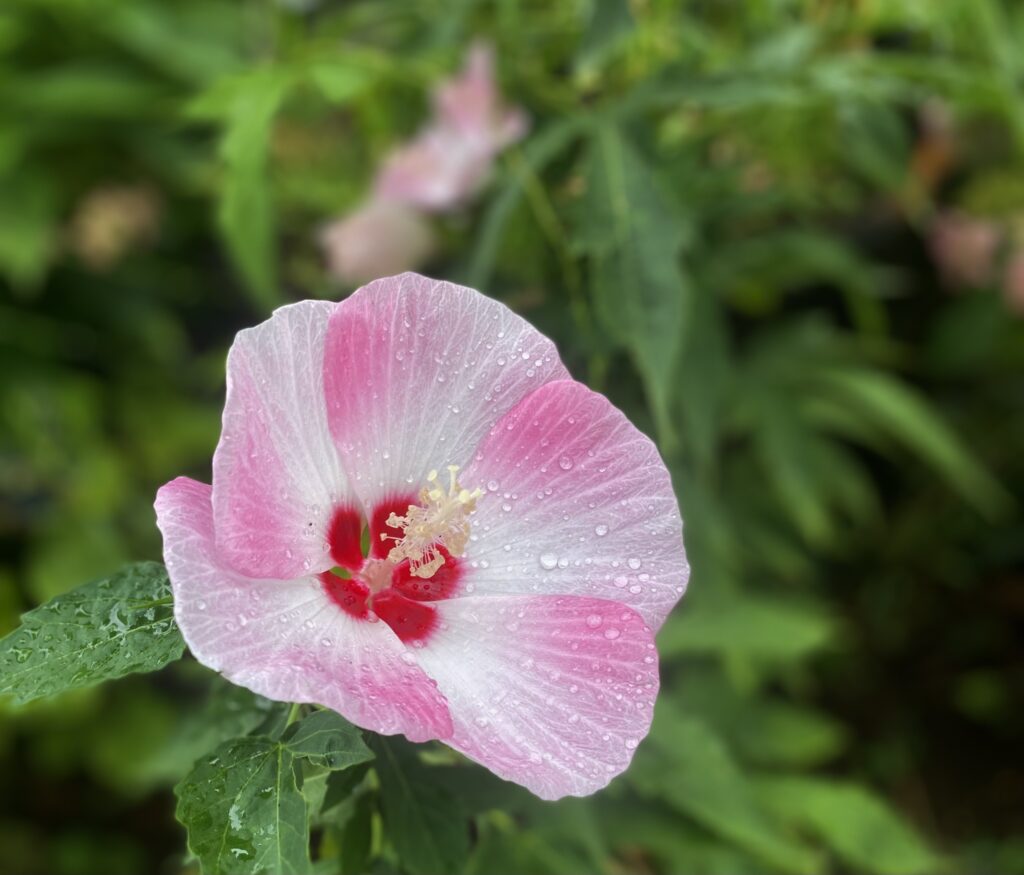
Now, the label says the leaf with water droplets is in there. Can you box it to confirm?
[282,709,374,772]
[0,561,184,704]
[176,735,309,875]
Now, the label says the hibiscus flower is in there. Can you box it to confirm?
[155,273,688,799]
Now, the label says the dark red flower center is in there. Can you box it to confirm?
[317,499,464,643]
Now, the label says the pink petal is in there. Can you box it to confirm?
[462,379,687,631]
[319,199,435,284]
[212,300,352,579]
[929,211,1002,289]
[373,43,527,212]
[412,594,659,800]
[156,477,453,742]
[375,130,490,212]
[434,42,528,152]
[323,272,569,512]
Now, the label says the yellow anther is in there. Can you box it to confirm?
[381,465,484,578]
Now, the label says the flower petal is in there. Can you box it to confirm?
[212,300,351,579]
[156,477,453,742]
[323,273,569,511]
[462,379,687,631]
[320,199,435,284]
[412,594,659,800]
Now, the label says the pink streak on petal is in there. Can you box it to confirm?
[461,379,688,632]
[323,272,569,514]
[212,300,351,580]
[156,476,453,742]
[413,594,659,800]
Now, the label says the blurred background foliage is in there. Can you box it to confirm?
[2,0,1024,873]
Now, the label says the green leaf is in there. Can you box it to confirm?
[321,761,372,816]
[681,671,847,768]
[282,710,374,771]
[371,737,470,875]
[674,285,732,469]
[0,169,57,291]
[576,0,634,72]
[755,777,941,875]
[136,681,284,785]
[630,703,819,874]
[0,561,184,704]
[818,368,1010,516]
[466,117,585,290]
[594,796,761,875]
[204,67,292,310]
[658,592,834,662]
[334,787,374,875]
[307,59,377,103]
[175,736,309,875]
[578,125,689,446]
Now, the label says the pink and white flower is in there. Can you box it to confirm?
[319,200,435,285]
[374,43,528,212]
[155,273,688,799]
[929,211,1002,289]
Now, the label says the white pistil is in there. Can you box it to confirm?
[382,466,483,578]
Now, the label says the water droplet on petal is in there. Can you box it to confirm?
[586,614,603,629]
[558,456,573,471]
[539,553,558,570]
[595,524,609,536]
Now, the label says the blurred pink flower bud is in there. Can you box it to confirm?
[319,199,435,284]
[929,211,1002,289]
[1002,251,1024,316]
[375,42,528,211]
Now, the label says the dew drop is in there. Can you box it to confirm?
[586,614,603,629]
[604,627,621,640]
[594,524,609,537]
[627,557,642,570]
[539,553,558,570]
[558,455,573,471]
